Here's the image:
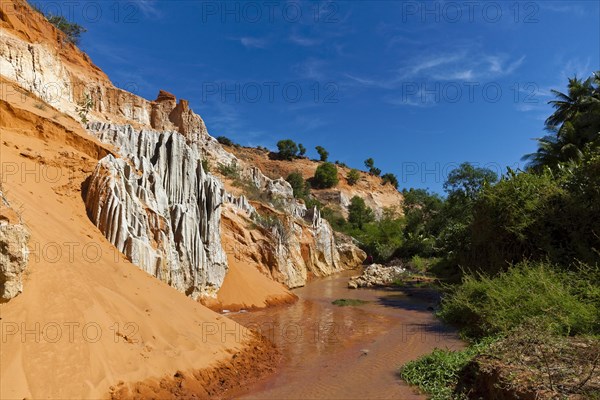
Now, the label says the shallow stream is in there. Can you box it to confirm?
[231,270,464,399]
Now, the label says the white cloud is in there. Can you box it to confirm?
[346,50,526,94]
[289,34,321,47]
[239,37,269,49]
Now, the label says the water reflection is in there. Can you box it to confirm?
[231,271,463,400]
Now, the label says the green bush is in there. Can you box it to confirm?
[286,171,309,198]
[277,139,299,160]
[47,15,87,45]
[399,339,493,400]
[438,261,599,339]
[217,161,240,179]
[216,136,234,146]
[397,188,444,258]
[381,173,399,189]
[312,162,339,188]
[409,255,432,273]
[347,169,360,185]
[347,208,404,262]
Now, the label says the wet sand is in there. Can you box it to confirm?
[230,270,464,400]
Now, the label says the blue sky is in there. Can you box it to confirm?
[37,0,600,192]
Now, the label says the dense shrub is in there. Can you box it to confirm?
[348,208,404,262]
[381,173,399,189]
[396,188,444,258]
[286,171,309,198]
[438,261,599,339]
[347,169,360,185]
[217,136,234,146]
[217,161,240,179]
[399,339,493,400]
[464,169,563,273]
[347,196,374,228]
[277,139,299,160]
[312,162,339,188]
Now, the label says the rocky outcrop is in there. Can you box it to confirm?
[0,190,30,302]
[0,27,207,138]
[151,90,208,140]
[348,264,406,289]
[258,207,360,288]
[84,123,227,298]
[335,232,367,268]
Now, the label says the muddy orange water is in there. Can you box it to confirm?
[228,270,464,399]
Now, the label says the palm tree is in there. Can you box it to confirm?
[525,72,600,171]
[546,76,595,129]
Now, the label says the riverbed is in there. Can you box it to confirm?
[229,270,464,399]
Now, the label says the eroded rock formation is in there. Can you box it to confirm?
[0,190,30,302]
[84,123,227,298]
[1,8,366,298]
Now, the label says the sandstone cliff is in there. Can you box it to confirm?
[0,1,366,397]
[0,0,365,302]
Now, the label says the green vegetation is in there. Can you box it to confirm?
[408,255,438,273]
[364,158,381,176]
[312,162,339,188]
[29,3,88,46]
[399,339,493,400]
[315,145,329,162]
[332,298,369,306]
[277,139,299,160]
[524,73,600,171]
[217,161,240,179]
[298,143,307,156]
[217,136,235,146]
[395,72,600,399]
[76,93,94,124]
[347,169,360,185]
[438,262,599,339]
[347,196,374,228]
[381,172,399,189]
[346,207,404,262]
[201,159,210,173]
[286,171,310,198]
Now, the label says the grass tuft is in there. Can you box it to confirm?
[332,298,369,307]
[399,339,494,400]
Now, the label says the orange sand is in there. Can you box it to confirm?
[0,83,269,399]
